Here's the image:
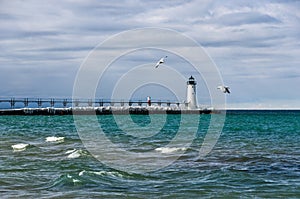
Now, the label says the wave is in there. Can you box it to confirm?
[65,149,77,154]
[155,147,187,154]
[45,136,65,143]
[66,149,90,159]
[47,173,83,189]
[11,143,29,151]
[47,170,126,190]
[67,150,81,159]
[78,170,124,178]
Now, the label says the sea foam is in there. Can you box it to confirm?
[45,136,64,143]
[78,170,123,178]
[65,149,77,154]
[155,147,187,154]
[67,150,81,159]
[11,143,29,151]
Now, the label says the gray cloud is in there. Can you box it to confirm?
[212,12,281,26]
[0,0,299,108]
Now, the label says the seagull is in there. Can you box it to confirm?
[217,85,230,94]
[155,56,167,68]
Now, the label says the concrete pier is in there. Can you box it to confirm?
[0,98,218,115]
[0,107,215,115]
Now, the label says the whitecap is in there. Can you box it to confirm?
[65,149,77,154]
[45,136,64,143]
[67,150,81,159]
[78,170,85,176]
[155,147,187,154]
[77,169,124,178]
[11,143,29,151]
[89,170,124,178]
[66,174,81,184]
[72,179,81,183]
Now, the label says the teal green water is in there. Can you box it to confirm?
[0,111,299,198]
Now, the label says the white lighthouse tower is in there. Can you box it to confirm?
[186,76,197,110]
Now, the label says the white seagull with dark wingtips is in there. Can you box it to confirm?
[217,85,231,94]
[155,56,167,68]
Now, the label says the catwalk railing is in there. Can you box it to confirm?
[0,98,187,109]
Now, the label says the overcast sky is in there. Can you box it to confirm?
[0,0,299,109]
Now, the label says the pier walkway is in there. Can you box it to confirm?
[0,97,185,109]
[0,98,216,115]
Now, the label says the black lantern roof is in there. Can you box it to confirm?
[187,76,196,85]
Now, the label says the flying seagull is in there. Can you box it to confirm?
[217,86,230,94]
[155,56,167,68]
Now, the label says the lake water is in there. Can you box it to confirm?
[1,110,299,198]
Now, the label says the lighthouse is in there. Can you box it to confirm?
[186,76,197,110]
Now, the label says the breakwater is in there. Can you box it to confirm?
[0,107,216,115]
[0,97,219,115]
